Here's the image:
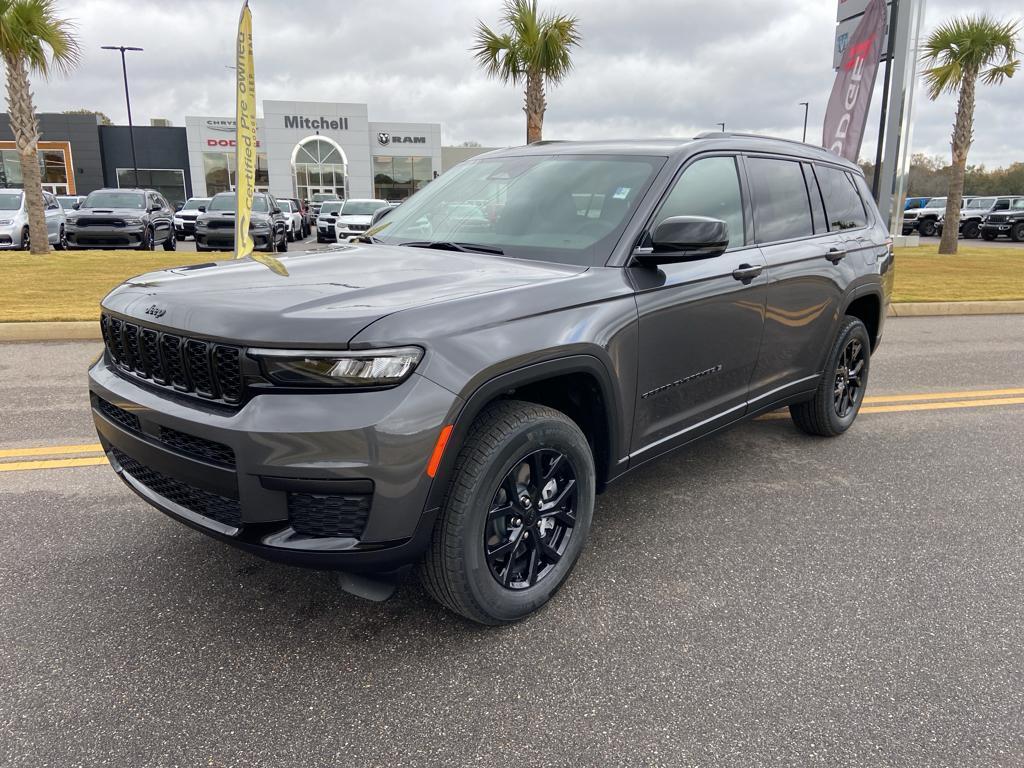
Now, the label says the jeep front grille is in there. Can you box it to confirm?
[100,313,245,405]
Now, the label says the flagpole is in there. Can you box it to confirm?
[872,0,900,201]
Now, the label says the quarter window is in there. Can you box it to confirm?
[815,164,868,230]
[747,157,814,243]
[655,156,745,249]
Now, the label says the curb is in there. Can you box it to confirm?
[2,300,1024,343]
[887,300,1024,317]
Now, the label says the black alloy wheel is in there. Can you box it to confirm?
[163,228,177,251]
[1011,222,1024,243]
[833,337,866,419]
[961,220,980,239]
[484,449,578,590]
[140,227,155,251]
[21,226,29,250]
[56,225,67,250]
[919,219,937,237]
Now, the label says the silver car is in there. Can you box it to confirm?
[0,189,68,250]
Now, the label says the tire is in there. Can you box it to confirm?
[20,226,29,251]
[420,400,595,625]
[961,220,980,239]
[55,225,67,251]
[982,231,997,241]
[918,218,937,237]
[316,234,326,243]
[277,232,288,252]
[162,228,177,251]
[1011,223,1024,243]
[790,316,871,437]
[139,227,155,251]
[286,224,295,242]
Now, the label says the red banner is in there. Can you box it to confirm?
[823,0,886,161]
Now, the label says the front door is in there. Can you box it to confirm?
[629,154,767,463]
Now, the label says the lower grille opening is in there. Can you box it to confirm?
[158,426,236,468]
[288,492,370,539]
[95,397,141,433]
[112,447,241,529]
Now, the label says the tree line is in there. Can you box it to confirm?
[861,153,1024,199]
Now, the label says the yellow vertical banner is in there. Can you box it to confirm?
[234,0,288,275]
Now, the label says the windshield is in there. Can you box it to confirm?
[342,200,387,216]
[56,196,78,208]
[278,200,293,212]
[208,194,269,212]
[319,201,343,215]
[966,197,995,209]
[0,191,23,210]
[84,191,145,209]
[312,193,339,202]
[927,198,947,209]
[371,154,663,265]
[181,198,209,211]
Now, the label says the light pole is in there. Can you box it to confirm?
[799,102,809,143]
[102,45,143,188]
[716,122,726,132]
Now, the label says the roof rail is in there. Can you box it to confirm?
[527,139,567,146]
[693,131,815,149]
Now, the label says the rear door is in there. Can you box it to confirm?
[746,158,874,405]
[629,154,767,462]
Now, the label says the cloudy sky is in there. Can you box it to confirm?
[24,0,1024,167]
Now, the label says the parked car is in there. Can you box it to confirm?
[194,191,288,252]
[980,197,1024,241]
[904,196,930,211]
[287,197,311,237]
[309,192,340,220]
[55,194,87,211]
[315,200,344,242]
[90,135,892,623]
[0,189,68,250]
[172,197,210,240]
[902,196,961,236]
[65,188,175,250]
[332,198,389,240]
[276,198,304,241]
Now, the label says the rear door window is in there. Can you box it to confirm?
[746,157,814,243]
[815,164,868,230]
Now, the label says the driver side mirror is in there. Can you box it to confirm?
[272,208,281,215]
[72,202,80,210]
[634,216,729,265]
[370,206,392,226]
[197,205,206,213]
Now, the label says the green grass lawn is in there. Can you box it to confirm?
[1,244,1023,323]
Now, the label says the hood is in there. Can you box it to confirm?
[100,243,586,346]
[337,214,372,225]
[74,207,146,216]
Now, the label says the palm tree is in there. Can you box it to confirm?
[0,0,79,255]
[921,15,1020,254]
[472,0,581,145]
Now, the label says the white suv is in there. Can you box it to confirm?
[333,198,389,240]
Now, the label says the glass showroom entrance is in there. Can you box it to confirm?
[292,136,347,201]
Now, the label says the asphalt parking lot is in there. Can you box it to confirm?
[2,316,1023,767]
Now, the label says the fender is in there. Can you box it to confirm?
[423,354,623,513]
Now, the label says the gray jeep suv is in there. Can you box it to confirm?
[89,135,893,624]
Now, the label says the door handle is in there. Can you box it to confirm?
[825,247,847,264]
[731,264,763,283]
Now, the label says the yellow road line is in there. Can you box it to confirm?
[861,396,1024,414]
[864,387,1024,404]
[0,442,103,458]
[0,456,110,473]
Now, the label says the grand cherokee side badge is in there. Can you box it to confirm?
[642,365,723,399]
[144,304,167,318]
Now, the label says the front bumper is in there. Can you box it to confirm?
[980,223,1013,235]
[196,229,273,249]
[67,223,145,248]
[89,358,461,572]
[0,224,22,248]
[174,219,197,236]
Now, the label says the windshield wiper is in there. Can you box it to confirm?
[399,240,504,255]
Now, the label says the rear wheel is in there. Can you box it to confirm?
[918,218,937,237]
[1011,223,1024,243]
[961,220,980,239]
[420,400,595,625]
[790,316,871,437]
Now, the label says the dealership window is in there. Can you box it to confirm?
[202,151,269,196]
[0,143,73,194]
[292,136,346,202]
[116,168,187,206]
[374,155,432,201]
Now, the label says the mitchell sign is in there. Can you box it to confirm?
[283,115,350,131]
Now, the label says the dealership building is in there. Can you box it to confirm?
[0,100,492,205]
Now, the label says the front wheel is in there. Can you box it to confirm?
[162,228,176,251]
[790,316,871,437]
[276,231,288,252]
[139,227,155,251]
[1011,223,1024,243]
[918,219,937,237]
[420,401,595,625]
[20,226,29,250]
[961,221,980,239]
[55,225,67,250]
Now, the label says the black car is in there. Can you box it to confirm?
[194,192,289,252]
[65,188,176,250]
[980,197,1024,241]
[90,134,892,624]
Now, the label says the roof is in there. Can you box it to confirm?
[475,133,861,171]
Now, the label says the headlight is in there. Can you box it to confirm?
[249,220,270,231]
[123,217,143,225]
[250,346,423,388]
